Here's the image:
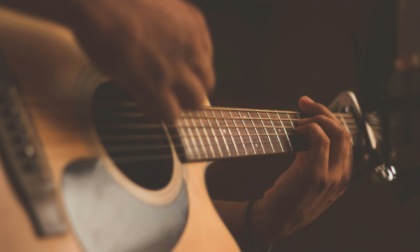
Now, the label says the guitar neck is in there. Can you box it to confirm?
[171,107,357,162]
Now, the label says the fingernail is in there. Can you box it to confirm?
[303,96,314,103]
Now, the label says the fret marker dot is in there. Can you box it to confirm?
[277,129,282,133]
[255,144,259,147]
[223,129,227,134]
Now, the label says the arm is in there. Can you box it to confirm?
[214,96,352,250]
[0,2,351,249]
[0,0,215,121]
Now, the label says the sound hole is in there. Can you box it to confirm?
[92,83,173,190]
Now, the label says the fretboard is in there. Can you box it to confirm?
[173,107,356,162]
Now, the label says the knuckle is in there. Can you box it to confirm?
[314,114,329,122]
[311,172,329,192]
[344,130,353,142]
[307,122,322,133]
[338,128,352,143]
[318,134,330,147]
[314,102,329,113]
[308,123,330,146]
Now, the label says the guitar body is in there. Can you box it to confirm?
[0,8,239,252]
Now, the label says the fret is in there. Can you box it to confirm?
[192,111,215,159]
[239,111,266,154]
[227,111,251,155]
[183,117,203,159]
[287,112,300,126]
[277,113,293,151]
[205,124,222,158]
[176,130,300,146]
[204,110,225,158]
[177,124,298,131]
[338,113,354,145]
[210,109,234,157]
[268,112,285,152]
[256,112,274,153]
[262,112,279,153]
[258,112,279,153]
[268,133,284,152]
[246,126,264,154]
[176,118,196,159]
[339,114,350,133]
[216,110,239,156]
[183,109,300,122]
[225,115,247,155]
[203,111,224,157]
[218,110,240,157]
[235,111,263,154]
[175,107,357,162]
[287,112,301,150]
[188,111,208,159]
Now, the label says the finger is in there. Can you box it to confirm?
[188,51,215,93]
[181,2,215,93]
[298,115,351,183]
[117,47,182,122]
[298,96,352,182]
[134,87,181,122]
[119,77,181,122]
[294,123,330,177]
[297,115,351,170]
[172,64,208,109]
[298,96,338,123]
[185,1,213,55]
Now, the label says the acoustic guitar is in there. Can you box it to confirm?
[0,7,384,252]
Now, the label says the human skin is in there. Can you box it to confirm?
[1,0,215,121]
[215,96,352,250]
[0,1,352,250]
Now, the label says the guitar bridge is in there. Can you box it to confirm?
[0,53,67,236]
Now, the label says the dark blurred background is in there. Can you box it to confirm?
[190,0,420,251]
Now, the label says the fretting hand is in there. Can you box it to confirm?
[251,96,352,243]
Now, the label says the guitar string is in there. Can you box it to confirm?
[94,103,365,162]
[97,127,358,158]
[97,123,359,130]
[98,116,358,152]
[94,102,356,118]
[108,127,360,163]
[95,115,359,128]
[103,128,358,154]
[99,128,359,140]
[95,113,355,121]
